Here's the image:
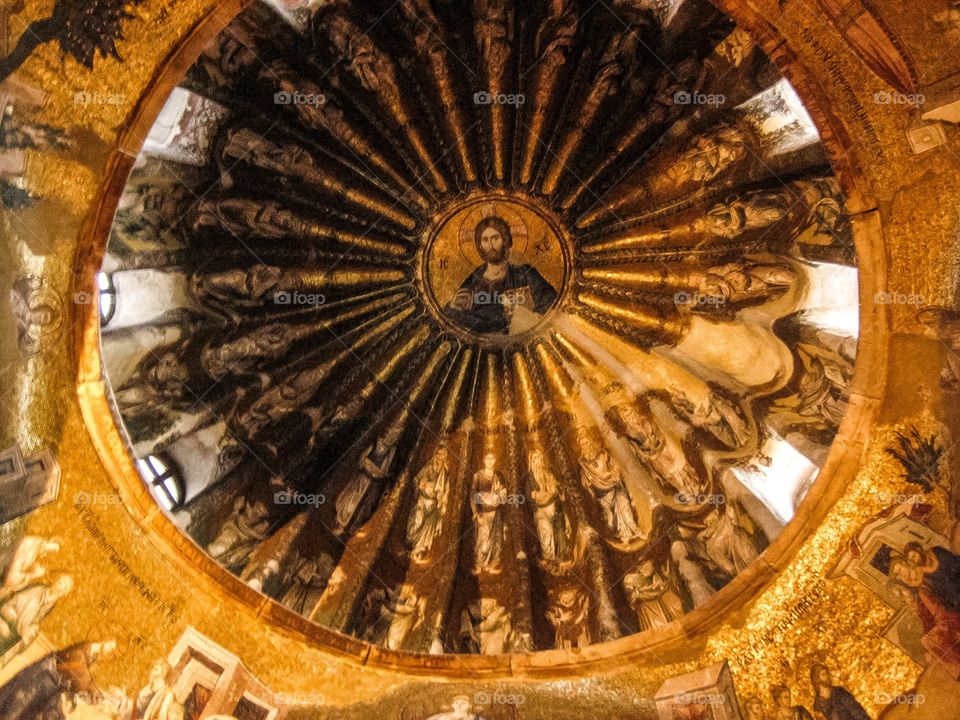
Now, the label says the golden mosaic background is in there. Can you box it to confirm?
[1,0,959,717]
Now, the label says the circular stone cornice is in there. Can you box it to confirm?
[72,0,889,679]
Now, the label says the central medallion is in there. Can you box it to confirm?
[422,194,570,341]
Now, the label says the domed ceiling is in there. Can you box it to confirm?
[98,0,858,656]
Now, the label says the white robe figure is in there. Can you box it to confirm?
[471,453,506,573]
[407,447,450,562]
[577,432,641,543]
[528,450,569,562]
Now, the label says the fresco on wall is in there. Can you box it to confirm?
[0,626,284,720]
[829,399,960,678]
[737,662,873,720]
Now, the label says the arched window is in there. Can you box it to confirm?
[98,272,117,326]
[137,454,184,511]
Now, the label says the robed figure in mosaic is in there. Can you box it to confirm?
[810,664,870,720]
[528,449,570,562]
[577,430,642,543]
[889,541,960,679]
[407,445,451,562]
[471,452,507,572]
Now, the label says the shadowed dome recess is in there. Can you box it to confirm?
[97,0,859,656]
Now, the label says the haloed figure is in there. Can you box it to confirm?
[472,452,507,573]
[446,215,558,334]
[888,541,960,678]
[617,403,704,498]
[742,696,772,720]
[810,665,870,720]
[528,449,569,562]
[577,430,642,543]
[407,445,451,562]
[770,685,813,720]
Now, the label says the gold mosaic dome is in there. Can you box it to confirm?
[97,0,858,659]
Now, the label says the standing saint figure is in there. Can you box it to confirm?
[335,425,401,534]
[810,664,870,720]
[471,452,507,573]
[770,346,851,433]
[671,387,750,449]
[667,127,747,185]
[697,261,796,305]
[623,560,684,631]
[528,449,570,562]
[281,554,333,615]
[474,0,513,77]
[701,502,759,578]
[10,276,63,357]
[1,536,61,597]
[445,215,558,335]
[617,404,705,499]
[407,445,451,563]
[576,430,642,543]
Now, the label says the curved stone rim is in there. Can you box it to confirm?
[71,0,889,678]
